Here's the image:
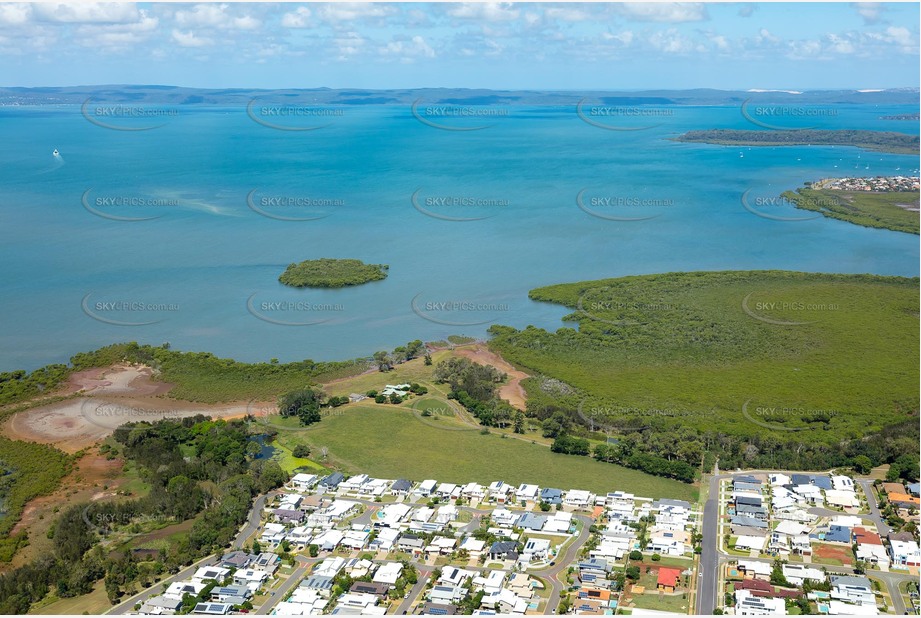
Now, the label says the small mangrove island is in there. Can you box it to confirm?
[279,258,389,288]
[673,129,919,154]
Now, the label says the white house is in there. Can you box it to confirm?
[563,489,594,508]
[830,575,875,607]
[415,479,438,496]
[521,538,551,563]
[291,473,318,490]
[735,589,786,615]
[890,539,921,568]
[782,564,825,586]
[372,561,403,585]
[515,484,540,503]
[491,508,520,527]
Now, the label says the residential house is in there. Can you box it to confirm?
[318,472,345,491]
[389,478,413,496]
[488,541,519,561]
[656,567,682,592]
[830,575,875,607]
[373,561,404,586]
[889,539,921,568]
[734,589,786,616]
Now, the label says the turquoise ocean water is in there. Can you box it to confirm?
[1,103,918,370]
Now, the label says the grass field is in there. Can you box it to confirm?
[783,188,919,234]
[277,405,696,501]
[28,580,113,615]
[490,271,919,443]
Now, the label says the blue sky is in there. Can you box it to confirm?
[0,2,918,89]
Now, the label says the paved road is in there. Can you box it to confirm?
[697,464,721,615]
[537,514,594,613]
[255,556,317,616]
[106,493,274,615]
[394,566,432,615]
[858,479,891,536]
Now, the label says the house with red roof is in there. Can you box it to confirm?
[656,567,682,592]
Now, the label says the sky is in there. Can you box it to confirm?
[0,2,918,90]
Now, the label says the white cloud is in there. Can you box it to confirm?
[826,33,855,54]
[315,3,394,23]
[171,29,212,48]
[281,7,311,29]
[648,28,696,52]
[852,2,885,24]
[544,7,591,22]
[74,12,158,49]
[0,4,32,26]
[602,30,634,46]
[613,3,707,24]
[174,4,260,31]
[33,2,139,24]
[448,3,520,22]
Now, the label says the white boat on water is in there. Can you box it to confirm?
[52,149,59,156]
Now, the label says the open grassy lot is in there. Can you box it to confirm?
[783,188,919,234]
[279,405,696,501]
[28,580,112,615]
[490,271,919,444]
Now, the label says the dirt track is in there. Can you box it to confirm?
[453,344,530,410]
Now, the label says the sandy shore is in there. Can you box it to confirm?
[2,365,255,453]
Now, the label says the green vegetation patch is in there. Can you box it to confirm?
[673,129,920,154]
[279,258,388,288]
[488,270,919,473]
[285,405,696,500]
[783,188,919,235]
[0,437,73,562]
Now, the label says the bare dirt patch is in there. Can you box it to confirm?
[4,452,127,570]
[66,364,174,397]
[3,365,251,453]
[453,344,530,410]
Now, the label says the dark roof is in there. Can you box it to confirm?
[300,575,334,590]
[350,581,391,596]
[212,585,251,598]
[825,525,851,543]
[907,483,920,497]
[791,474,811,485]
[811,476,833,490]
[518,513,548,530]
[734,475,761,484]
[655,498,692,510]
[735,503,767,515]
[489,541,518,555]
[735,496,762,506]
[540,488,563,503]
[579,558,610,572]
[391,479,413,492]
[220,550,256,568]
[730,515,767,529]
[320,472,345,487]
[422,602,457,615]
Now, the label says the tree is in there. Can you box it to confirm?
[852,455,873,474]
[308,544,319,557]
[279,388,324,426]
[629,550,643,561]
[513,411,525,434]
[292,444,311,458]
[625,565,640,581]
[424,353,432,366]
[373,351,392,372]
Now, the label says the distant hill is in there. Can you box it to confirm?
[0,85,918,106]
